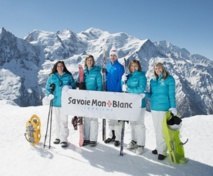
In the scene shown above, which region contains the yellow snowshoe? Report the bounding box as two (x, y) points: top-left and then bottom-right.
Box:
(25, 114), (41, 146)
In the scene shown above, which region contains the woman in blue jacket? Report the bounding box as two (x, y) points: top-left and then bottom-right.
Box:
(77, 55), (102, 147)
(149, 62), (177, 160)
(45, 61), (75, 147)
(122, 60), (147, 155)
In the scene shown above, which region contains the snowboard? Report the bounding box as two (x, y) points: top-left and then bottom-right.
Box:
(162, 111), (187, 164)
(25, 114), (41, 146)
(78, 65), (85, 147)
(102, 49), (107, 141)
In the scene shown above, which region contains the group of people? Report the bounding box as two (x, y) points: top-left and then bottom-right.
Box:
(45, 47), (177, 161)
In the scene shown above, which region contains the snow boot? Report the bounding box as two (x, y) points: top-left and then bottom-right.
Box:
(114, 140), (120, 147)
(136, 146), (144, 155)
(53, 138), (60, 144)
(127, 140), (137, 150)
(90, 141), (97, 147)
(104, 137), (115, 143)
(83, 140), (90, 146)
(61, 142), (68, 148)
(158, 154), (166, 160)
(152, 149), (158, 155)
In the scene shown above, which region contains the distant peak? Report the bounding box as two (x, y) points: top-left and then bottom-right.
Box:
(28, 29), (54, 35)
(85, 27), (105, 33)
(0, 27), (16, 38)
(0, 27), (8, 34)
(155, 40), (172, 47)
(57, 28), (77, 36)
(0, 27), (6, 33)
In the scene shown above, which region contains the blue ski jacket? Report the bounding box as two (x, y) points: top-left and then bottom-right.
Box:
(149, 74), (176, 111)
(122, 71), (147, 108)
(106, 60), (124, 92)
(83, 66), (102, 91)
(45, 72), (76, 107)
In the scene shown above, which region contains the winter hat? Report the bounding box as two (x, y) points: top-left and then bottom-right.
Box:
(109, 48), (118, 57)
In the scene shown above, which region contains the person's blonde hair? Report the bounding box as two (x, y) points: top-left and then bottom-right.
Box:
(154, 62), (168, 79)
(84, 55), (95, 67)
(129, 60), (141, 73)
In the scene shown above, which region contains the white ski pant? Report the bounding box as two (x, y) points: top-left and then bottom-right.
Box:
(84, 117), (98, 141)
(151, 110), (167, 155)
(107, 120), (122, 141)
(60, 111), (69, 142)
(53, 107), (61, 139)
(130, 108), (146, 146)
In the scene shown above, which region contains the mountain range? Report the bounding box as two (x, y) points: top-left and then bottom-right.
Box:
(0, 27), (212, 117)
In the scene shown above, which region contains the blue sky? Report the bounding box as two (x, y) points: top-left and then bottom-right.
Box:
(0, 0), (212, 60)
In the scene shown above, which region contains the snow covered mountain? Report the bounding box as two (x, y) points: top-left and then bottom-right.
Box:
(0, 27), (213, 117)
(0, 28), (43, 106)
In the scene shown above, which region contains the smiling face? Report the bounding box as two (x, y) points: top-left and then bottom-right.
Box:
(110, 54), (117, 63)
(86, 57), (93, 68)
(154, 65), (163, 76)
(130, 62), (139, 73)
(129, 60), (141, 73)
(57, 62), (64, 75)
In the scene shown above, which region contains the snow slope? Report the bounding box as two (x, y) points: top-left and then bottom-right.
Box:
(0, 100), (212, 176)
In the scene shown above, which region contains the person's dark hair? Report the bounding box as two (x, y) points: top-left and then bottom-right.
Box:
(50, 61), (72, 75)
(129, 60), (142, 73)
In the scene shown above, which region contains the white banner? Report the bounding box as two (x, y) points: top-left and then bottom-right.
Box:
(61, 89), (144, 121)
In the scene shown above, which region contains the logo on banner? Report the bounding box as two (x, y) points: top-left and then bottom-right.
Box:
(68, 97), (133, 109)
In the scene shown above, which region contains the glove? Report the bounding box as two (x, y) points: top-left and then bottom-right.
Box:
(121, 74), (127, 82)
(169, 108), (177, 116)
(79, 82), (86, 90)
(78, 64), (83, 68)
(62, 85), (72, 92)
(102, 68), (106, 73)
(169, 123), (182, 131)
(140, 93), (145, 99)
(42, 96), (50, 105)
(48, 94), (54, 101)
(122, 84), (127, 92)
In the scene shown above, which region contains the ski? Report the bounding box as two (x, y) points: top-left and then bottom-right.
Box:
(120, 58), (128, 156)
(78, 65), (85, 147)
(102, 49), (107, 141)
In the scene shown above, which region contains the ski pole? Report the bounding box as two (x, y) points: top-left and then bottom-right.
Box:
(43, 100), (52, 148)
(43, 83), (55, 149)
(102, 49), (107, 141)
(49, 100), (53, 149)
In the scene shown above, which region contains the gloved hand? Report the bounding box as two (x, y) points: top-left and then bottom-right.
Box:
(140, 93), (145, 99)
(122, 84), (128, 92)
(121, 74), (127, 82)
(62, 85), (72, 92)
(42, 96), (50, 105)
(169, 123), (182, 131)
(169, 108), (177, 115)
(102, 68), (106, 73)
(48, 94), (54, 101)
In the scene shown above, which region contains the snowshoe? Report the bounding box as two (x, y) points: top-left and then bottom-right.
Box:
(24, 114), (41, 146)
